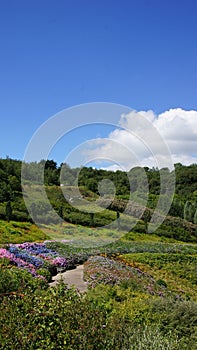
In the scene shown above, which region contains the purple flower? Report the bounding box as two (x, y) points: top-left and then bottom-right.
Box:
(52, 257), (67, 267)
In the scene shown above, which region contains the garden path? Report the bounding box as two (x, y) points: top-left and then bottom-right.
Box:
(49, 264), (88, 292)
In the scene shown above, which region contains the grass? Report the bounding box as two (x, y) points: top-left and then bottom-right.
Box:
(41, 222), (123, 247)
(41, 220), (189, 247)
(0, 220), (50, 244)
(1, 215), (194, 248)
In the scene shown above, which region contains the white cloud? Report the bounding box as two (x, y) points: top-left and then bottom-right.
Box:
(81, 108), (197, 170)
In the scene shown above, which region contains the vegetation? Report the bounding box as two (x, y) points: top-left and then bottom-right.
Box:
(0, 157), (197, 243)
(0, 157), (197, 211)
(0, 157), (197, 348)
(1, 239), (197, 349)
(0, 220), (49, 244)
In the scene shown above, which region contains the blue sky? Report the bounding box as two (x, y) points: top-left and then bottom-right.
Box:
(0, 0), (197, 167)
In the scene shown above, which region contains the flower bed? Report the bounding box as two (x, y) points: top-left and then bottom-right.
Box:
(84, 255), (135, 287)
(0, 241), (68, 279)
(84, 255), (170, 296)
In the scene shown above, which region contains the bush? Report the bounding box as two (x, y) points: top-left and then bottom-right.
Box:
(148, 298), (197, 342)
(36, 268), (52, 282)
(0, 267), (47, 295)
(0, 283), (186, 350)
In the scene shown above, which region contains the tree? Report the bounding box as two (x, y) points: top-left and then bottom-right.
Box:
(58, 206), (64, 219)
(0, 182), (10, 203)
(86, 179), (98, 193)
(6, 201), (12, 222)
(194, 210), (197, 225)
(98, 179), (115, 197)
(8, 175), (21, 192)
(44, 159), (57, 170)
(116, 211), (120, 230)
(142, 209), (152, 233)
(60, 163), (75, 185)
(169, 196), (184, 218)
(184, 201), (196, 223)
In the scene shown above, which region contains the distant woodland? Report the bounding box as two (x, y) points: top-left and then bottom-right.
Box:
(0, 157), (196, 241)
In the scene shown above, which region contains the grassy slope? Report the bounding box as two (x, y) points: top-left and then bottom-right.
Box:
(0, 220), (50, 244)
(0, 217), (194, 246)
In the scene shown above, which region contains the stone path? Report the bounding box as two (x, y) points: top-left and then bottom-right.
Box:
(49, 265), (88, 292)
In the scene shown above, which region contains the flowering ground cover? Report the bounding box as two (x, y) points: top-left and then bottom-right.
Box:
(1, 238), (197, 349)
(0, 241), (68, 279)
(2, 238), (196, 284)
(84, 255), (175, 297)
(84, 255), (146, 286)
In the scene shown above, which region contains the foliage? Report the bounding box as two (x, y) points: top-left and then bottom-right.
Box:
(5, 200), (12, 221)
(0, 158), (197, 243)
(0, 220), (49, 244)
(0, 237), (197, 348)
(0, 281), (192, 350)
(0, 241), (69, 279)
(117, 252), (197, 300)
(0, 265), (47, 295)
(0, 157), (197, 348)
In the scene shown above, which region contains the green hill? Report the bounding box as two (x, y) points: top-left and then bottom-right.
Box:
(0, 157), (196, 243)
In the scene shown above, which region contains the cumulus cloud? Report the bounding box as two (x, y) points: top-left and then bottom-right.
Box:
(81, 108), (197, 170)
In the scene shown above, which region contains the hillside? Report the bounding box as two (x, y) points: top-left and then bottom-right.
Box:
(0, 157), (197, 243)
(0, 220), (49, 244)
(0, 158), (197, 349)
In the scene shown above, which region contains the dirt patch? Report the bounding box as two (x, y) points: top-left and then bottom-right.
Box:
(49, 265), (88, 292)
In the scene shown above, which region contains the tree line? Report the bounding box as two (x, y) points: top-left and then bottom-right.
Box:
(0, 157), (196, 224)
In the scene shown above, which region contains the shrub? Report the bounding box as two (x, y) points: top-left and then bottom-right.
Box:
(0, 283), (186, 350)
(0, 267), (47, 295)
(36, 268), (52, 282)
